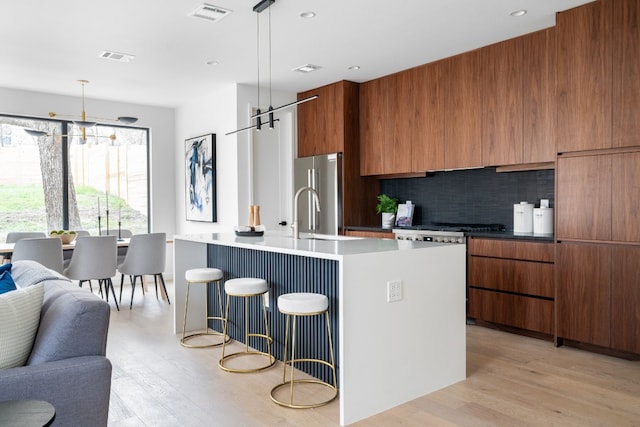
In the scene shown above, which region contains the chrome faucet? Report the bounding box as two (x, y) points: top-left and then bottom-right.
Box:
(292, 186), (321, 239)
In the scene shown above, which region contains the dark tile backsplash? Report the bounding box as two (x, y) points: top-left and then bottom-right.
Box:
(380, 167), (555, 231)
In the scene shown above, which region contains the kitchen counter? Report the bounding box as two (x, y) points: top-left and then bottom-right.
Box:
(173, 231), (466, 425)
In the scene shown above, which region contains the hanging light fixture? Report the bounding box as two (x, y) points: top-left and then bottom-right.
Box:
(226, 0), (318, 136)
(25, 80), (138, 141)
(24, 126), (118, 144)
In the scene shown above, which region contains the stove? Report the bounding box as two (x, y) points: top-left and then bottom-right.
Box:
(392, 223), (505, 244)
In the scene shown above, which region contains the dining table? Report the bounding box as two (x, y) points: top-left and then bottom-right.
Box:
(0, 238), (131, 255)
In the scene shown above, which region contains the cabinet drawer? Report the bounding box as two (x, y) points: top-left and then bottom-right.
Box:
(468, 288), (554, 334)
(468, 238), (555, 262)
(469, 257), (554, 298)
(344, 230), (395, 239)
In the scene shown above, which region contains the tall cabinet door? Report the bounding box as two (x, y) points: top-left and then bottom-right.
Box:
(444, 51), (482, 169)
(613, 0), (640, 148)
(481, 37), (523, 166)
(611, 246), (640, 354)
(557, 0), (613, 152)
(556, 155), (612, 241)
(412, 62), (445, 172)
(612, 152), (640, 242)
(359, 78), (388, 176)
(557, 243), (611, 347)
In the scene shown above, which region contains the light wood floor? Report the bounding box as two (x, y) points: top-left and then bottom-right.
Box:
(107, 280), (640, 426)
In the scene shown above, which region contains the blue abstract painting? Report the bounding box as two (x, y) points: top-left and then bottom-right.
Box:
(185, 134), (216, 222)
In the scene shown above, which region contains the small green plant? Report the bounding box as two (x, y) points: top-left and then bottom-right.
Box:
(376, 194), (398, 214)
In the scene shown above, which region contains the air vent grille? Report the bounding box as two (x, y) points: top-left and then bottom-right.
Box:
(292, 64), (322, 73)
(189, 3), (232, 22)
(99, 51), (136, 63)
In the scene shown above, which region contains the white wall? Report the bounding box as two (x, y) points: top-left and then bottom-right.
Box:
(174, 84), (295, 234)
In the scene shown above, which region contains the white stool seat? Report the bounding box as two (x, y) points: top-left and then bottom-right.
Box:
(278, 293), (328, 315)
(186, 267), (223, 283)
(225, 277), (268, 296)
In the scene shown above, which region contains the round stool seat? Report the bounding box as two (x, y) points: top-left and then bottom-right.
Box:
(186, 267), (223, 283)
(225, 277), (268, 296)
(278, 293), (328, 315)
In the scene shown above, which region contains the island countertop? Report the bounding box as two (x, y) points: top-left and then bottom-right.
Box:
(174, 231), (448, 260)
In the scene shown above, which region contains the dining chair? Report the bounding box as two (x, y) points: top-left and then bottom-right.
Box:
(4, 231), (47, 262)
(62, 230), (90, 268)
(12, 237), (64, 274)
(63, 235), (119, 311)
(117, 232), (169, 309)
(104, 229), (132, 265)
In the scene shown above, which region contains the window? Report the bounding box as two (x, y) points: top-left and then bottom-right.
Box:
(0, 115), (149, 242)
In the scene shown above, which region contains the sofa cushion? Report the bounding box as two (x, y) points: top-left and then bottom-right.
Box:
(0, 270), (16, 294)
(0, 283), (44, 369)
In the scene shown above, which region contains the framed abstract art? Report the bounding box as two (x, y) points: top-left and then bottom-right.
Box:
(185, 133), (216, 222)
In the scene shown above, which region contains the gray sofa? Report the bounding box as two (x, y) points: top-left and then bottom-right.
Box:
(0, 260), (112, 426)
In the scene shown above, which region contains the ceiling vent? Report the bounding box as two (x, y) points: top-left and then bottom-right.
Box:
(189, 4), (232, 22)
(99, 50), (136, 63)
(292, 64), (322, 73)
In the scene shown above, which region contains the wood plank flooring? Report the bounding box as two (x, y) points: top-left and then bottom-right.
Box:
(107, 280), (640, 426)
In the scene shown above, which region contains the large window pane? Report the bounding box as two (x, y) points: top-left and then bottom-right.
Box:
(68, 124), (148, 236)
(0, 117), (63, 242)
(0, 115), (149, 243)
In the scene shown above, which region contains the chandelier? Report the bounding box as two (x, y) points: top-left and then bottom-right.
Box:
(24, 80), (138, 141)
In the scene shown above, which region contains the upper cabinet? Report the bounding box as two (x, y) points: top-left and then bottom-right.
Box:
(482, 29), (556, 166)
(443, 51), (483, 170)
(557, 0), (640, 153)
(297, 81), (358, 157)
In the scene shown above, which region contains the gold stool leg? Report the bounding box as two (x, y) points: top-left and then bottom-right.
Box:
(181, 279), (230, 348)
(219, 292), (275, 373)
(270, 310), (338, 409)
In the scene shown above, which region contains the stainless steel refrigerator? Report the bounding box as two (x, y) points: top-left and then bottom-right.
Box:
(293, 153), (342, 235)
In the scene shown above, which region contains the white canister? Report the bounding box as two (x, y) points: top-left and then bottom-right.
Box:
(514, 201), (534, 234)
(533, 207), (554, 235)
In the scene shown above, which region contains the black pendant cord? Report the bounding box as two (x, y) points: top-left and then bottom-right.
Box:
(268, 5), (274, 129)
(256, 12), (262, 131)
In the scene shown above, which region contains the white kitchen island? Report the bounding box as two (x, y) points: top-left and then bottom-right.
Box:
(173, 232), (466, 426)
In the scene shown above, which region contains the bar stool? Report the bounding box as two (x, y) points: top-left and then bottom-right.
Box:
(270, 292), (338, 409)
(181, 267), (230, 348)
(219, 277), (275, 373)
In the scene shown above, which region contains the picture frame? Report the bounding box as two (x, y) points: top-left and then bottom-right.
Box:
(185, 133), (216, 222)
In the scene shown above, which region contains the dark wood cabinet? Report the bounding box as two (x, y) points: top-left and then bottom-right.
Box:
(297, 80), (356, 157)
(557, 0), (613, 152)
(611, 246), (640, 354)
(557, 243), (611, 347)
(613, 0), (640, 149)
(556, 154), (612, 241)
(386, 71), (415, 174)
(557, 242), (640, 354)
(467, 238), (555, 335)
(522, 28), (557, 163)
(344, 229), (394, 239)
(444, 51), (482, 169)
(359, 77), (388, 176)
(482, 37), (523, 166)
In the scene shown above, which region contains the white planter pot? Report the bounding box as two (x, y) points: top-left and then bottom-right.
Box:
(381, 213), (395, 229)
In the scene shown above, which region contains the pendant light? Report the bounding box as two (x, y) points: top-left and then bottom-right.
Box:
(225, 0), (318, 136)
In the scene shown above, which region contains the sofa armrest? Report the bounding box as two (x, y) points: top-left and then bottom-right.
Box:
(0, 356), (112, 426)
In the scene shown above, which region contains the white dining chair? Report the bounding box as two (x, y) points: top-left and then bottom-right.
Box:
(63, 236), (119, 310)
(63, 230), (90, 268)
(12, 237), (64, 274)
(4, 231), (47, 262)
(117, 232), (169, 309)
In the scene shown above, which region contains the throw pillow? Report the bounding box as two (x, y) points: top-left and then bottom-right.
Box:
(0, 283), (44, 369)
(0, 263), (11, 274)
(0, 270), (17, 294)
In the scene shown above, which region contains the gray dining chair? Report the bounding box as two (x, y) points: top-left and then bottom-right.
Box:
(63, 235), (119, 311)
(12, 237), (64, 274)
(117, 232), (169, 309)
(104, 229), (132, 264)
(62, 230), (90, 268)
(4, 231), (47, 262)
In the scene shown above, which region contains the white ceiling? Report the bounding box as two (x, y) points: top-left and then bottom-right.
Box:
(1, 0), (593, 109)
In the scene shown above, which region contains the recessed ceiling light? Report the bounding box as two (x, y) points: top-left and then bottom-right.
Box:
(292, 64), (322, 73)
(348, 65), (361, 71)
(300, 11), (316, 18)
(510, 9), (527, 17)
(206, 60), (219, 66)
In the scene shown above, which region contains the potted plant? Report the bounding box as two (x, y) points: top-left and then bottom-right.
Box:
(376, 194), (398, 229)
